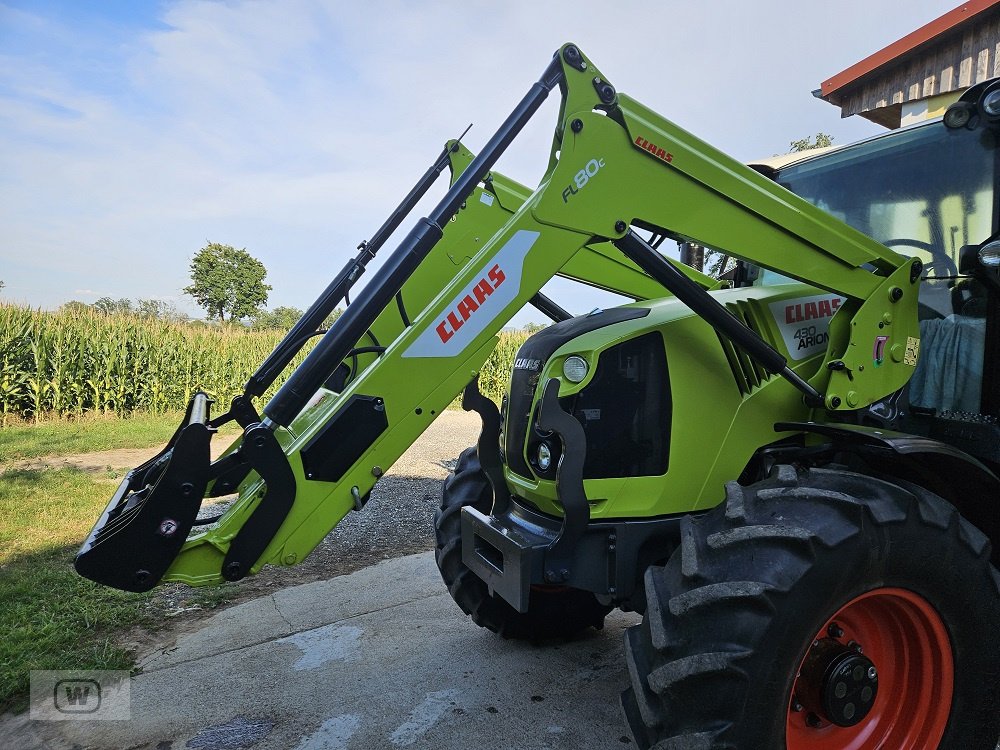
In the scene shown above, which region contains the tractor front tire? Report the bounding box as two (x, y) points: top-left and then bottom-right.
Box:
(434, 447), (610, 640)
(621, 464), (1000, 750)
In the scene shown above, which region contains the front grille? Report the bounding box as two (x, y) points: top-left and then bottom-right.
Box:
(558, 332), (671, 478)
(505, 307), (650, 480)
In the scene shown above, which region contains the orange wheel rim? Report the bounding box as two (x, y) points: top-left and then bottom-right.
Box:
(785, 587), (953, 750)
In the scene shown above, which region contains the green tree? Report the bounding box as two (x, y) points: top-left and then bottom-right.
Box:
(183, 242), (272, 321)
(253, 306), (304, 330)
(0, 280), (5, 292)
(789, 132), (834, 152)
(322, 307), (343, 329)
(136, 298), (188, 322)
(704, 251), (735, 279)
(252, 306), (343, 331)
(93, 297), (134, 315)
(59, 300), (92, 314)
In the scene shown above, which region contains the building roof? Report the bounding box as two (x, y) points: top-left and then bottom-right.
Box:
(819, 0), (1000, 127)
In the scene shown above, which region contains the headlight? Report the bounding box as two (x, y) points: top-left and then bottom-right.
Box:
(536, 442), (552, 471)
(980, 240), (1000, 268)
(983, 89), (1000, 118)
(563, 355), (589, 383)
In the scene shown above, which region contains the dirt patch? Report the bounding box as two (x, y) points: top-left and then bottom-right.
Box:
(11, 440), (237, 476)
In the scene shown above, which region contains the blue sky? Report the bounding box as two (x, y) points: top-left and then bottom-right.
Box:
(0, 0), (961, 325)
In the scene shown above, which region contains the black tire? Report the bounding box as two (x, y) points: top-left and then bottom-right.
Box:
(621, 464), (1000, 750)
(434, 447), (611, 640)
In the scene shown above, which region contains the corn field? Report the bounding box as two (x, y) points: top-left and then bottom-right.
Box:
(478, 330), (528, 404)
(0, 304), (529, 423)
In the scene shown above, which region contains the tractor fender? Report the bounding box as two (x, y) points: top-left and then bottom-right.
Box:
(777, 420), (1000, 565)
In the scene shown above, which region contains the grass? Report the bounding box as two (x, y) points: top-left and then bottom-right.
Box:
(0, 549), (150, 714)
(0, 411), (187, 463)
(0, 468), (123, 562)
(0, 468), (154, 713)
(0, 412), (242, 713)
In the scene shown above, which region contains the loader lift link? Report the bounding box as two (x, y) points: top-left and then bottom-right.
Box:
(76, 43), (1000, 749)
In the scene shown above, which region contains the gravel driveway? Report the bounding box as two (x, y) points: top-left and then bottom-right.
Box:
(299, 408), (481, 579)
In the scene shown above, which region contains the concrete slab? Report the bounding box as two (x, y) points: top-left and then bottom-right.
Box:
(8, 552), (641, 750)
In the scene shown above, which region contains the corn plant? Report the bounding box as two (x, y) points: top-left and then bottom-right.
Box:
(0, 303), (531, 420)
(478, 330), (530, 404)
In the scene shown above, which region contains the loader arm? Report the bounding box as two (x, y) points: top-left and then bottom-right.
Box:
(445, 140), (717, 302)
(76, 43), (919, 591)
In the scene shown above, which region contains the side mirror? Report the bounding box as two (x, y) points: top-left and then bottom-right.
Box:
(959, 242), (1000, 274)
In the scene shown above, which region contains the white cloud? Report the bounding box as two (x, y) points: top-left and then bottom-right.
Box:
(0, 0), (960, 321)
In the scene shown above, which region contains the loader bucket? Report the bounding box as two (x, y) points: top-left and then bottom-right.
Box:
(74, 393), (214, 592)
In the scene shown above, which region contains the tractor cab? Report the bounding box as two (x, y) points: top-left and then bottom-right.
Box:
(753, 82), (1000, 471)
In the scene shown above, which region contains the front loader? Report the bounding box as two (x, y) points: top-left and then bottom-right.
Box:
(76, 44), (1000, 749)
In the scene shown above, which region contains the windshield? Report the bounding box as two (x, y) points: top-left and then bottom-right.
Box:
(772, 120), (998, 416)
(767, 121), (996, 302)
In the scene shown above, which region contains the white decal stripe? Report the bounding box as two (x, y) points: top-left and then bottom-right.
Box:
(402, 230), (540, 358)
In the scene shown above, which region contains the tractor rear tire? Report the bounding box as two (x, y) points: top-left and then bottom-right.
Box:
(621, 464), (1000, 750)
(434, 447), (611, 640)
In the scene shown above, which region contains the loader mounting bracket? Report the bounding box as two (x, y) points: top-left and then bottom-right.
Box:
(461, 378), (593, 611)
(461, 376), (508, 515)
(536, 378), (591, 572)
(220, 423), (296, 581)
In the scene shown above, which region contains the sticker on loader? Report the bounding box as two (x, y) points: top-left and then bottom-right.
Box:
(768, 293), (846, 361)
(403, 230), (540, 358)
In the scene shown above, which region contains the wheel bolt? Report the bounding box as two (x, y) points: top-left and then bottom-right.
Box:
(868, 666), (877, 680)
(806, 713), (822, 728)
(827, 622), (844, 639)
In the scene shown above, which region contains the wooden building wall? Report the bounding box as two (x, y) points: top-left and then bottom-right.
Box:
(829, 10), (1000, 127)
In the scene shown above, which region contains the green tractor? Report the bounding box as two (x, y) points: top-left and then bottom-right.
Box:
(76, 45), (1000, 748)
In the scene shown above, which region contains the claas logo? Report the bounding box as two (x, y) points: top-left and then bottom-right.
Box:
(784, 297), (841, 324)
(634, 136), (673, 164)
(435, 264), (506, 343)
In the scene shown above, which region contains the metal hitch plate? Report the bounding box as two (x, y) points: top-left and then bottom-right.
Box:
(461, 505), (547, 613)
(74, 394), (213, 592)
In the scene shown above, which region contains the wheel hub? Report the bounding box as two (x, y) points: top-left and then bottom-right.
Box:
(798, 637), (879, 727)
